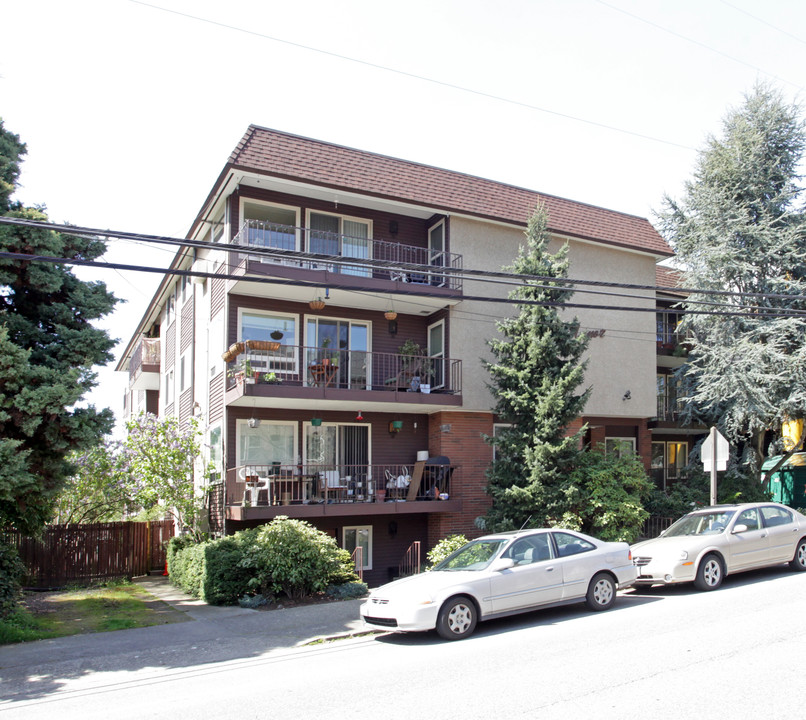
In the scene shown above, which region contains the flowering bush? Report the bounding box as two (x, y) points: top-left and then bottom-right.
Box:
(123, 413), (206, 537)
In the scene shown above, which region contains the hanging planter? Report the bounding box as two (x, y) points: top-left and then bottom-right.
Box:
(270, 330), (284, 341)
(246, 339), (281, 352)
(311, 418), (323, 426)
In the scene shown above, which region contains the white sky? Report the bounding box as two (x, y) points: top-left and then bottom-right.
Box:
(2, 0), (805, 432)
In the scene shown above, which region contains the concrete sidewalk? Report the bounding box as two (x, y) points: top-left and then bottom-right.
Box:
(134, 575), (368, 636)
(0, 577), (370, 691)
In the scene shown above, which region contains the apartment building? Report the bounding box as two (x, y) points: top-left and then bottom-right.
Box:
(118, 126), (673, 586)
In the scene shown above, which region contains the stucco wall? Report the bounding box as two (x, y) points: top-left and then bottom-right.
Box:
(449, 215), (657, 418)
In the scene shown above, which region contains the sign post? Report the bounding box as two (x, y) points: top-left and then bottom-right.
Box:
(701, 427), (729, 506)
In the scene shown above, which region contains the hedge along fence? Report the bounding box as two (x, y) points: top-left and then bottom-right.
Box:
(167, 517), (362, 606)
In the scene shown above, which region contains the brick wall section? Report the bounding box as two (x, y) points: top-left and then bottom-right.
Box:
(425, 411), (494, 547)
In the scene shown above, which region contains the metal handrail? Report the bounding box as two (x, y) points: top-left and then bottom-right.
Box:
(233, 219), (463, 291)
(226, 344), (461, 395)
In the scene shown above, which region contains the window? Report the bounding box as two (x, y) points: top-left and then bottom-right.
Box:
(657, 373), (683, 420)
(237, 420), (297, 469)
(605, 438), (636, 458)
(306, 317), (369, 389)
(428, 220), (447, 286)
(492, 423), (511, 462)
(736, 508), (760, 531)
(760, 505), (793, 527)
(657, 311), (683, 345)
(308, 211), (371, 276)
(166, 292), (176, 326)
(208, 424), (223, 483)
(428, 320), (445, 389)
(240, 310), (297, 375)
(343, 526), (372, 570)
(165, 368), (175, 405)
(241, 200), (298, 252)
(552, 532), (595, 557)
(652, 441), (688, 489)
(209, 314), (224, 378)
(305, 423), (369, 475)
(179, 352), (190, 392)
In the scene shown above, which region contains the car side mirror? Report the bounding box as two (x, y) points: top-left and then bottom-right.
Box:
(490, 558), (515, 572)
(732, 523), (748, 534)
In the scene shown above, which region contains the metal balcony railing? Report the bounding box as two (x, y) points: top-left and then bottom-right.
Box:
(233, 220), (463, 291)
(226, 343), (461, 395)
(129, 336), (160, 379)
(227, 463), (455, 507)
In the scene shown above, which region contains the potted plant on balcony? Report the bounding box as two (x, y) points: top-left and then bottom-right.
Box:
(262, 371), (281, 384)
(399, 338), (431, 390)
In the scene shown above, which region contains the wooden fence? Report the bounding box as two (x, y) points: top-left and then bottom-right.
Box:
(3, 520), (174, 589)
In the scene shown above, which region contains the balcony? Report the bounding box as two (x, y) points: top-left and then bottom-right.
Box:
(129, 337), (160, 391)
(224, 462), (461, 521)
(232, 220), (463, 292)
(223, 341), (461, 409)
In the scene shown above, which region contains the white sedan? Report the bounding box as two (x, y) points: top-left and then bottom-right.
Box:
(360, 528), (637, 640)
(631, 502), (806, 591)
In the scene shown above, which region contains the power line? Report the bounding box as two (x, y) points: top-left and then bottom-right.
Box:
(128, 0), (695, 151)
(596, 0), (805, 92)
(4, 216), (806, 317)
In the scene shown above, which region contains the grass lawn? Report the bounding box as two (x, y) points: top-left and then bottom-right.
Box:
(0, 581), (189, 645)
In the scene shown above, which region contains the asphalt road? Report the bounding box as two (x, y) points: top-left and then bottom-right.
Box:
(2, 565), (805, 719)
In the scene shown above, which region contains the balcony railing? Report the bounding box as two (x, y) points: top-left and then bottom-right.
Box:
(129, 336), (160, 380)
(233, 220), (463, 291)
(227, 463), (455, 507)
(226, 342), (461, 395)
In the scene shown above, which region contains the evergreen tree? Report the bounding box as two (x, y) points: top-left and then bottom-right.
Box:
(658, 84), (806, 480)
(483, 204), (590, 531)
(0, 119), (118, 532)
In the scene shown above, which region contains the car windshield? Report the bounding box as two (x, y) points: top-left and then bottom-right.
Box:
(433, 539), (508, 571)
(664, 510), (736, 537)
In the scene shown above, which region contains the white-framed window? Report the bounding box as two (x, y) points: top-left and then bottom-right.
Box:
(209, 313), (224, 378)
(307, 210), (371, 276)
(237, 420), (298, 469)
(239, 309), (297, 375)
(492, 423), (511, 462)
(428, 219), (447, 286)
(305, 316), (370, 389)
(428, 319), (445, 389)
(179, 274), (190, 305)
(304, 423), (370, 471)
(208, 423), (223, 483)
(165, 368), (175, 406)
(179, 352), (191, 392)
(240, 199), (299, 253)
(605, 437), (636, 458)
(166, 292), (176, 326)
(343, 525), (372, 570)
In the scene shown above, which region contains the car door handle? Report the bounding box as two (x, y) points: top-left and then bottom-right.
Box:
(546, 566), (555, 572)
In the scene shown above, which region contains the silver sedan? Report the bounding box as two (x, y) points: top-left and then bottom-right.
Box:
(632, 502), (806, 591)
(360, 528), (637, 640)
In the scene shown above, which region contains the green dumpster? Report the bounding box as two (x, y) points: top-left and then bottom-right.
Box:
(762, 453), (806, 508)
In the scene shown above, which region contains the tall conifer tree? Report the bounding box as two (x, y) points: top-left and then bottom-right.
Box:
(0, 119), (118, 532)
(658, 84), (806, 478)
(483, 205), (589, 531)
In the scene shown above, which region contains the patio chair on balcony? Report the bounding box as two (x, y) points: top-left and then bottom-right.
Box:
(320, 470), (348, 503)
(238, 466), (272, 506)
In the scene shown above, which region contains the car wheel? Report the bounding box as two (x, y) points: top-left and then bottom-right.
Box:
(694, 554), (723, 591)
(790, 538), (806, 571)
(585, 572), (616, 611)
(436, 596), (477, 640)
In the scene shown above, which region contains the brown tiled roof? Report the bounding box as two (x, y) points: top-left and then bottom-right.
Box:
(225, 125), (673, 257)
(656, 265), (685, 292)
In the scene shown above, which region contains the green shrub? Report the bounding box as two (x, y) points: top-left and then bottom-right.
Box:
(239, 516), (347, 600)
(201, 531), (257, 605)
(326, 581), (368, 599)
(0, 541), (25, 619)
(427, 534), (469, 569)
